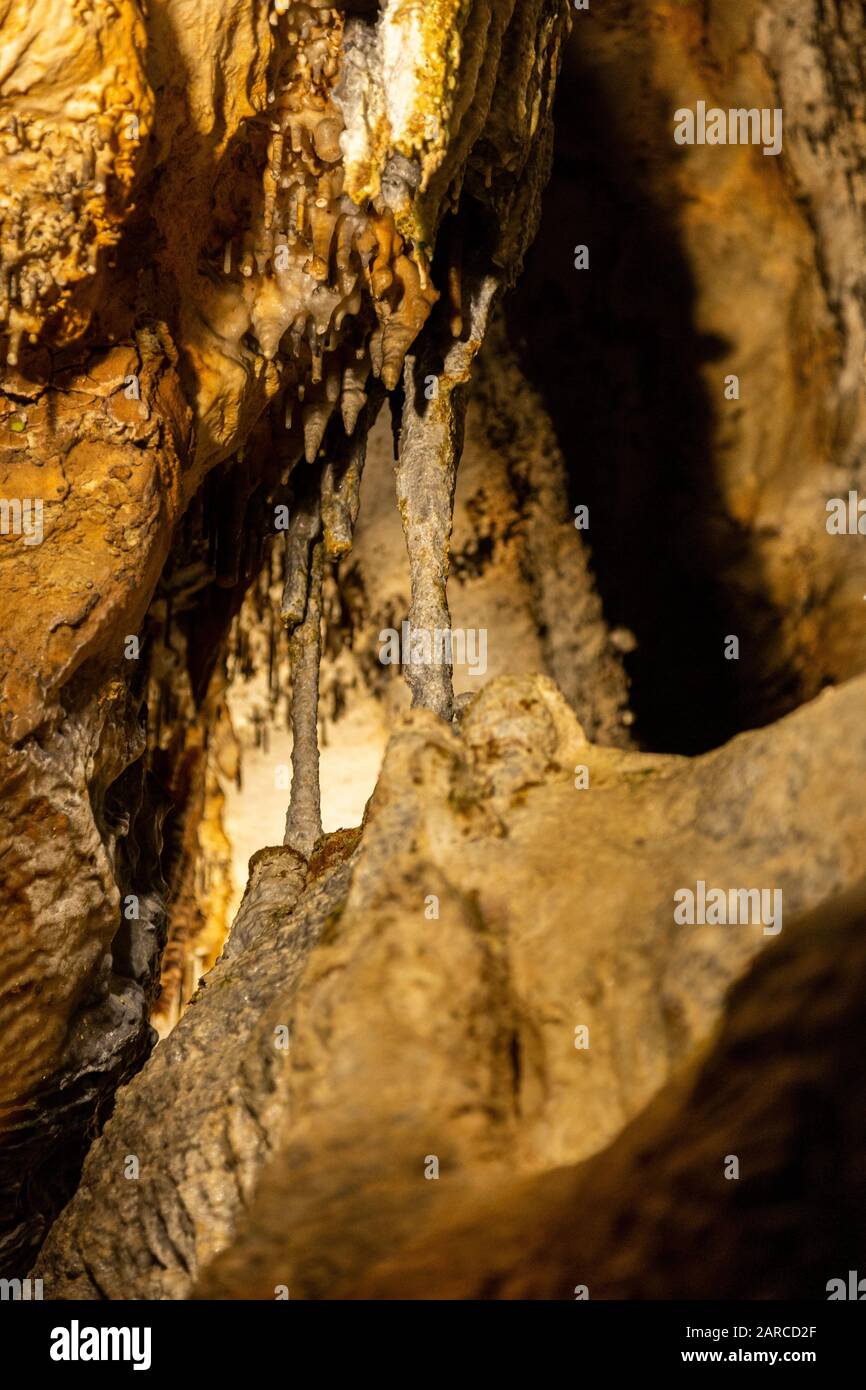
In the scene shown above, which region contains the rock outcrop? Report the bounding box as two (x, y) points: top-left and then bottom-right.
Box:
(34, 673), (866, 1298)
(321, 877), (866, 1301)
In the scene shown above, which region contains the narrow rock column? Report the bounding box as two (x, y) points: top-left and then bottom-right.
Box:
(283, 538), (324, 858)
(321, 386), (385, 558)
(280, 475), (321, 629)
(395, 275), (499, 721)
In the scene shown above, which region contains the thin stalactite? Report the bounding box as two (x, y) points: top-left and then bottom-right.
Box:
(321, 382), (386, 558)
(394, 274), (499, 720)
(280, 468), (322, 628)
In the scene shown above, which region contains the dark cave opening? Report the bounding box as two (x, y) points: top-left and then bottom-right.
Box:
(507, 52), (797, 756)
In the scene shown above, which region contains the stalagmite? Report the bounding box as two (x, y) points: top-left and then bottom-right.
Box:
(283, 539), (324, 859)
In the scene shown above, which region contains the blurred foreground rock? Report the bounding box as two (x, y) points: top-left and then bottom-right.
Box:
(333, 876), (866, 1300)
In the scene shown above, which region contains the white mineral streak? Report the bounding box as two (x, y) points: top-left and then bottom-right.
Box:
(333, 18), (384, 204)
(380, 0), (462, 179)
(337, 1), (465, 205)
(380, 3), (431, 152)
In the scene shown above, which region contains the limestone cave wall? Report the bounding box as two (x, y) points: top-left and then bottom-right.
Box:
(0, 0), (864, 1308)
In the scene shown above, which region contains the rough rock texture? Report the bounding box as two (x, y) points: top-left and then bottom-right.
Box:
(0, 339), (193, 743)
(34, 672), (866, 1298)
(523, 0), (866, 749)
(32, 835), (351, 1298)
(5, 0), (866, 1302)
(0, 675), (161, 1275)
(0, 0), (153, 362)
(335, 877), (866, 1301)
(0, 0), (572, 1275)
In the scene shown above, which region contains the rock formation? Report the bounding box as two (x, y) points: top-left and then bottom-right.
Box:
(322, 876), (866, 1301)
(33, 674), (866, 1298)
(0, 0), (864, 1303)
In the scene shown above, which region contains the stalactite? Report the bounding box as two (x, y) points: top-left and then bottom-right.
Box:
(223, 1), (438, 461)
(267, 603), (277, 699)
(394, 275), (500, 720)
(320, 382), (385, 558)
(280, 468), (323, 628)
(393, 377), (462, 720)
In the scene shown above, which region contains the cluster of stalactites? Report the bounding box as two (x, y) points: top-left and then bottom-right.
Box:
(224, 1), (438, 464)
(0, 106), (137, 365)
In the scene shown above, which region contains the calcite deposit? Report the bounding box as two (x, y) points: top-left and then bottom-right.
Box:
(0, 0), (152, 362)
(0, 0), (865, 1305)
(229, 1), (439, 454)
(0, 0), (571, 1277)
